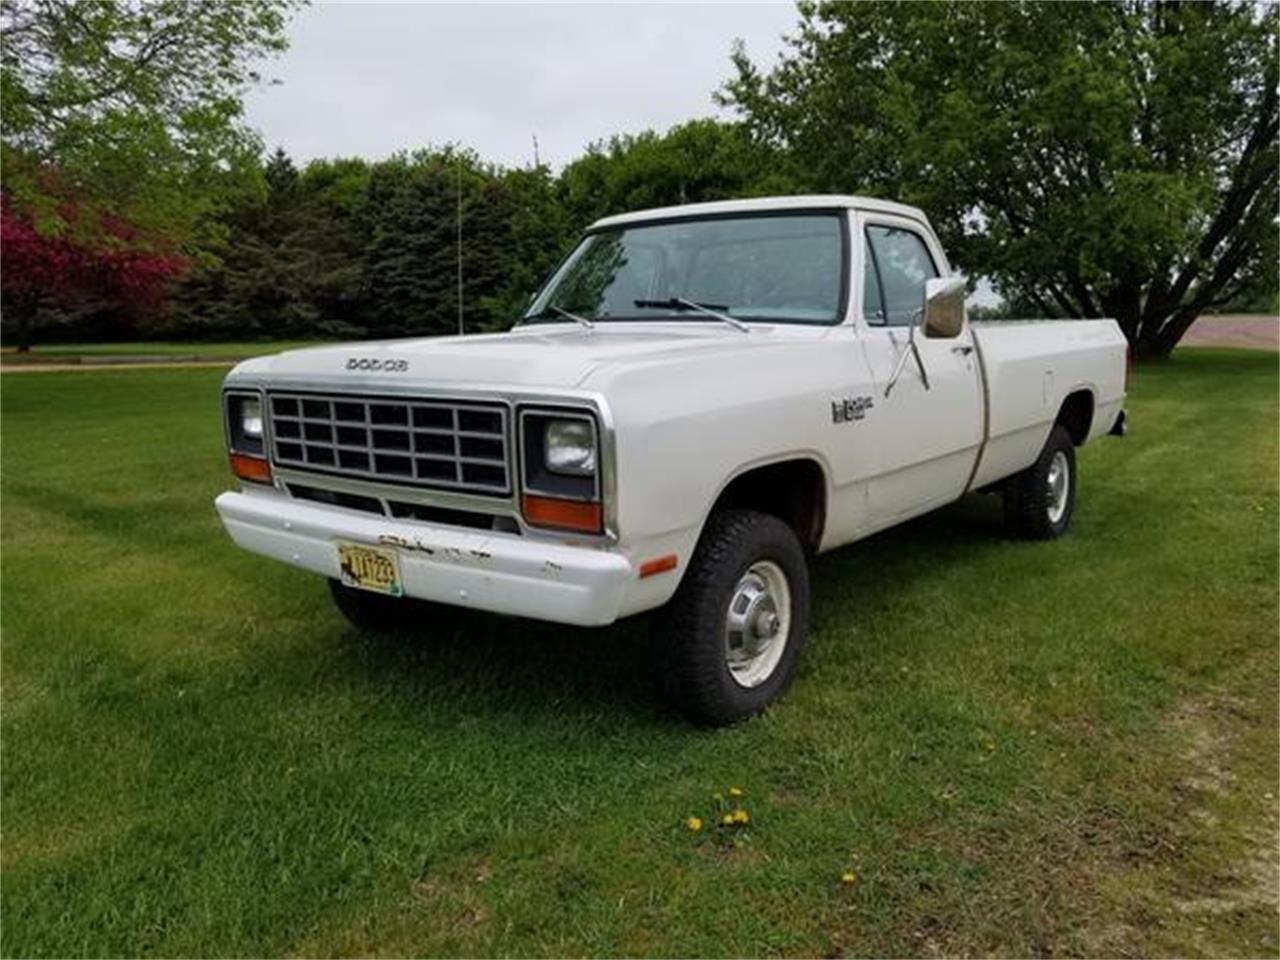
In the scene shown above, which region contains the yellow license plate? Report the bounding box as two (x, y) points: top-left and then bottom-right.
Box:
(337, 542), (403, 596)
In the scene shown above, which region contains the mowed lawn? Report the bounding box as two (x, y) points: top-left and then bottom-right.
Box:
(1, 349), (1276, 958)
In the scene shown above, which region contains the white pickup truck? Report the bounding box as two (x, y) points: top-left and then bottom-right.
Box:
(216, 195), (1128, 724)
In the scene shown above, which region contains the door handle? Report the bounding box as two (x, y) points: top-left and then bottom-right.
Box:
(952, 345), (975, 356)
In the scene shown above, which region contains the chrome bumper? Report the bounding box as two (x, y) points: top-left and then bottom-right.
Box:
(215, 490), (633, 626)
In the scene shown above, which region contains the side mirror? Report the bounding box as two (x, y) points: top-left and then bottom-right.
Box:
(922, 276), (967, 339)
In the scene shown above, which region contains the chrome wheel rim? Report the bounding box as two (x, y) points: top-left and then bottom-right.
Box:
(724, 560), (792, 688)
(1046, 450), (1070, 525)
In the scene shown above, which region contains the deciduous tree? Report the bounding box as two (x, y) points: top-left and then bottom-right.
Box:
(1, 0), (301, 345)
(1, 198), (185, 349)
(721, 1), (1278, 358)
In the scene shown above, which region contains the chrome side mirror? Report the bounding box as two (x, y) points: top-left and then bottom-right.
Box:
(884, 276), (968, 398)
(922, 276), (967, 339)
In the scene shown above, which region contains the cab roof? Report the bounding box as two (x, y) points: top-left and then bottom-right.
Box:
(589, 194), (930, 230)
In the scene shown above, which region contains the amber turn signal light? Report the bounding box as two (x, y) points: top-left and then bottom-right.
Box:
(638, 554), (678, 578)
(229, 452), (272, 484)
(521, 494), (602, 534)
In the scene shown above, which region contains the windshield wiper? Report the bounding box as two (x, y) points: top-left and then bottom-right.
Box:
(633, 297), (749, 333)
(523, 305), (595, 329)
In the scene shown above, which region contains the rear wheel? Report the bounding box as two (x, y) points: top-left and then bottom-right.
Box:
(652, 510), (811, 726)
(1003, 424), (1077, 540)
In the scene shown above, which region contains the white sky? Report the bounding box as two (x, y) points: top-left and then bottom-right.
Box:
(242, 1), (800, 170)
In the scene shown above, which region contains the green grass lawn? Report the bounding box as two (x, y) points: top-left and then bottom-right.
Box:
(1, 350), (1276, 957)
(6, 340), (325, 359)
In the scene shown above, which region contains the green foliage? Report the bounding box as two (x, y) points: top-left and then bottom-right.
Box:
(558, 119), (793, 227)
(1220, 234), (1280, 315)
(157, 123), (783, 342)
(18, 1), (1273, 354)
(165, 148), (568, 339)
(167, 149), (371, 339)
(480, 164), (571, 328)
(720, 0), (1279, 357)
(0, 0), (303, 248)
(360, 150), (509, 337)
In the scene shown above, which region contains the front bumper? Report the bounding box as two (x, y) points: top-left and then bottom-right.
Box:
(215, 490), (633, 626)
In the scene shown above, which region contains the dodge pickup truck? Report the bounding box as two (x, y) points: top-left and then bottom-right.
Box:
(216, 195), (1128, 724)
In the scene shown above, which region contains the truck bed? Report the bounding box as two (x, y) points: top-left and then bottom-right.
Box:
(969, 319), (1127, 489)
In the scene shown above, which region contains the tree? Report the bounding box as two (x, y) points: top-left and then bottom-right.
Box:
(164, 148), (561, 341)
(721, 1), (1278, 358)
(1, 0), (301, 237)
(165, 150), (373, 340)
(558, 119), (793, 230)
(1, 197), (185, 349)
(481, 163), (572, 329)
(1, 0), (302, 346)
(358, 149), (519, 338)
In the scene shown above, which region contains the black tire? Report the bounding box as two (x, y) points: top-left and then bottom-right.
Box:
(329, 579), (422, 634)
(1003, 424), (1077, 540)
(652, 510), (811, 726)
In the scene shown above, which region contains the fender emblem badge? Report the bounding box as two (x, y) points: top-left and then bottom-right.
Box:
(831, 396), (874, 423)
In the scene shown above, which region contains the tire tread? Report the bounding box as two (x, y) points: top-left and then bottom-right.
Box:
(1003, 424), (1076, 540)
(654, 509), (810, 725)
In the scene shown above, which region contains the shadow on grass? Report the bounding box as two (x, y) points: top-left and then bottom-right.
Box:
(270, 490), (1013, 732)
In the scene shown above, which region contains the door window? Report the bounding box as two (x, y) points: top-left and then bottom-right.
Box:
(865, 226), (938, 326)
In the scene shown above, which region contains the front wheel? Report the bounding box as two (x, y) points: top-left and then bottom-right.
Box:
(652, 510), (811, 726)
(1003, 424), (1077, 540)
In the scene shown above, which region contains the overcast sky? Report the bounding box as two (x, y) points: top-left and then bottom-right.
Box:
(242, 2), (799, 170)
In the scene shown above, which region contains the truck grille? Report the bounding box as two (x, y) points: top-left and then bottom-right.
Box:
(267, 392), (510, 494)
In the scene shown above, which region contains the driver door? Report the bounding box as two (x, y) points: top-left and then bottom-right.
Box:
(857, 217), (983, 526)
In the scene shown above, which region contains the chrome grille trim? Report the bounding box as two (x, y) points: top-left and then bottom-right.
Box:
(267, 391), (510, 495)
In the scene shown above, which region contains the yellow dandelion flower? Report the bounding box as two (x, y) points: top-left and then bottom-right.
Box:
(728, 786), (744, 798)
(841, 871), (856, 885)
(685, 817), (703, 832)
(722, 813), (736, 826)
(732, 809), (750, 824)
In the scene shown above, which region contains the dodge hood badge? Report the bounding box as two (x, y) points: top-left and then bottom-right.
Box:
(346, 357), (408, 372)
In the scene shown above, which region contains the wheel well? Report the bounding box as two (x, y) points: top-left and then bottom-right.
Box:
(1056, 390), (1095, 446)
(708, 459), (826, 553)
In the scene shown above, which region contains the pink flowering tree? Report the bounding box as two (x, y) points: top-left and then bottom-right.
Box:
(1, 198), (186, 351)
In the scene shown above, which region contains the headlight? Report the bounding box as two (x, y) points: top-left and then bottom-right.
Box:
(225, 391), (265, 458)
(240, 397), (263, 439)
(519, 410), (601, 533)
(545, 419), (596, 475)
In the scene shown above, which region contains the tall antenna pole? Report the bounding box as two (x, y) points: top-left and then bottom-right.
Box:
(456, 158), (464, 336)
(532, 133), (540, 168)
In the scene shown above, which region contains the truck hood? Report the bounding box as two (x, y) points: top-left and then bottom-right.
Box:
(226, 322), (828, 390)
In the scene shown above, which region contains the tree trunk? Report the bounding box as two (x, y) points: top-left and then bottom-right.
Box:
(1142, 306), (1203, 360)
(1132, 334), (1174, 362)
(12, 296), (38, 353)
(1129, 305), (1195, 360)
(1101, 282), (1143, 346)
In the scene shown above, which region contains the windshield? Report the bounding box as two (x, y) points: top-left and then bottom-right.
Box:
(526, 213), (846, 325)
